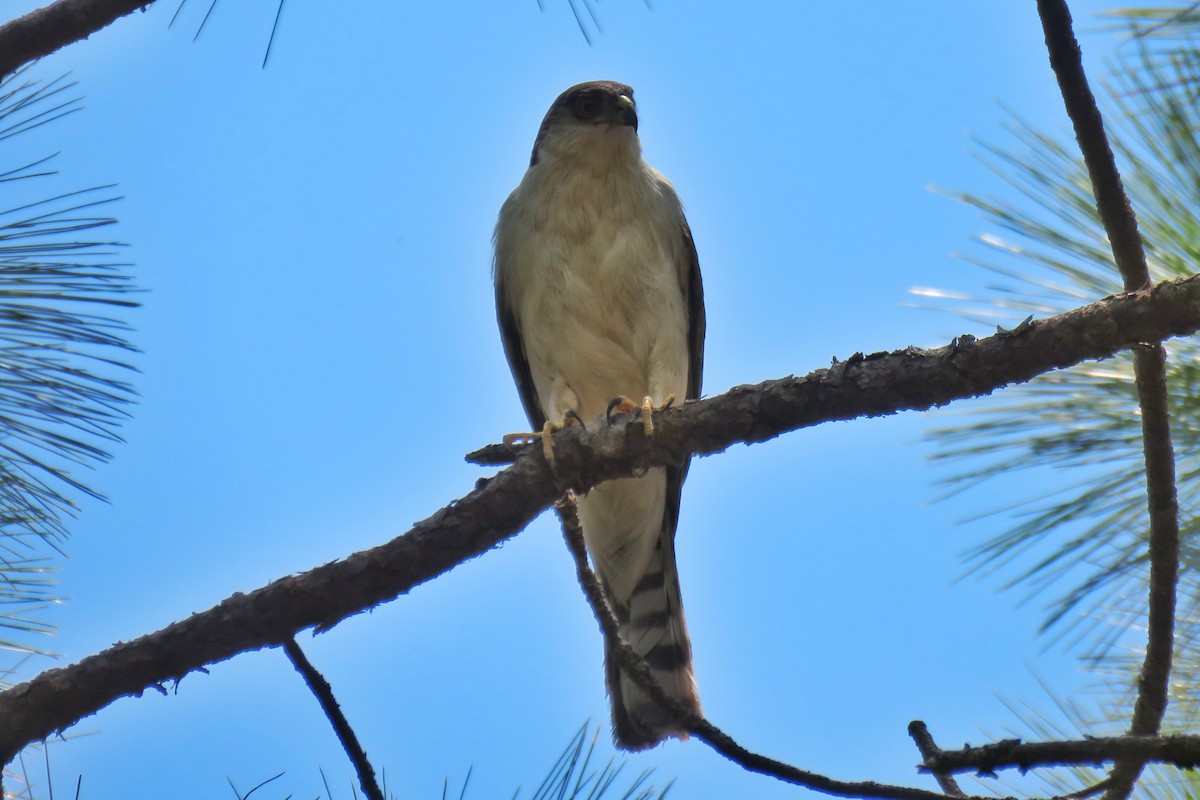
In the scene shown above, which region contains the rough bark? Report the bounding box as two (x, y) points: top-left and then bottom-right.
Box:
(0, 0), (153, 83)
(923, 733), (1200, 775)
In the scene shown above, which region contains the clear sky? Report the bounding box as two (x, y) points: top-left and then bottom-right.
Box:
(0, 2), (1160, 798)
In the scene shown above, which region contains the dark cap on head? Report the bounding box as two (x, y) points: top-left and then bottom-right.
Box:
(530, 80), (638, 166)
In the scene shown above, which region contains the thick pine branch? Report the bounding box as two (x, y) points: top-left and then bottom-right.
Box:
(0, 276), (1197, 765)
(0, 0), (154, 83)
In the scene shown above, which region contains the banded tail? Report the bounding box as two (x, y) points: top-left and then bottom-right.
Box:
(578, 467), (701, 750)
(603, 530), (701, 749)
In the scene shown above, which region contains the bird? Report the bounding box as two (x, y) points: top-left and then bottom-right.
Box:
(493, 80), (706, 749)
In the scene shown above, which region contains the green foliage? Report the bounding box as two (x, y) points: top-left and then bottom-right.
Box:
(918, 24), (1200, 656)
(919, 10), (1200, 796)
(429, 724), (669, 800)
(223, 724), (670, 800)
(1105, 5), (1200, 64)
(966, 675), (1187, 799)
(0, 69), (137, 655)
(513, 723), (671, 800)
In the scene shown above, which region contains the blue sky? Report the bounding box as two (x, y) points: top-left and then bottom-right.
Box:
(0, 2), (1160, 798)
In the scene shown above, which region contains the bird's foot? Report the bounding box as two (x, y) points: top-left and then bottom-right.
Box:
(503, 410), (584, 463)
(606, 394), (674, 437)
(502, 432), (540, 448)
(640, 394), (676, 436)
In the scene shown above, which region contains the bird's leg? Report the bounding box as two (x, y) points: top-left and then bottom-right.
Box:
(502, 432), (539, 447)
(640, 397), (655, 436)
(503, 381), (584, 462)
(503, 409), (584, 463)
(607, 393), (675, 437)
(541, 410), (585, 461)
(640, 393), (676, 437)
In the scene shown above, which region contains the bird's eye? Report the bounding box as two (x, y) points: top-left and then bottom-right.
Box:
(575, 95), (601, 118)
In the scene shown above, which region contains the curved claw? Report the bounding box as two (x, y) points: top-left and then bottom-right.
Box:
(605, 395), (639, 425)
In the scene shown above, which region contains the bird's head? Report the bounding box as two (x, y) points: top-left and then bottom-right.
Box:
(529, 81), (640, 168)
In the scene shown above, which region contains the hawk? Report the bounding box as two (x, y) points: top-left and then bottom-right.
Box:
(493, 80), (706, 749)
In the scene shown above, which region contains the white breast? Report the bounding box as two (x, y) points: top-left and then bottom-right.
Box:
(495, 153), (691, 423)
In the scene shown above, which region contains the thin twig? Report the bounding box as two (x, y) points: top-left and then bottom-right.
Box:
(907, 722), (964, 797)
(1063, 780), (1115, 800)
(557, 498), (989, 800)
(283, 638), (384, 800)
(1035, 4), (1180, 800)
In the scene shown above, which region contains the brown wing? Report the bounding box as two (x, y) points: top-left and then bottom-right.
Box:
(664, 220), (705, 538)
(681, 220), (705, 403)
(495, 274), (546, 430)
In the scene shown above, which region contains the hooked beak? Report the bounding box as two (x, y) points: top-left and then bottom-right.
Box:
(615, 94), (638, 131)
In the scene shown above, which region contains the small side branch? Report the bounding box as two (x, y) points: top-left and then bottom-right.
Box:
(923, 734), (1200, 775)
(907, 722), (964, 797)
(283, 638), (384, 800)
(1036, 4), (1180, 800)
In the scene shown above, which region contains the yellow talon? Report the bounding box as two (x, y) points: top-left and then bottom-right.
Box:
(640, 393), (676, 437)
(503, 412), (583, 464)
(607, 394), (674, 436)
(541, 419), (558, 462)
(501, 425), (558, 460)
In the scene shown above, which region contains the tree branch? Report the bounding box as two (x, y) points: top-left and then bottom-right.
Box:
(0, 0), (155, 84)
(283, 638), (383, 800)
(923, 734), (1200, 776)
(1036, 4), (1179, 800)
(1128, 343), (1178, 731)
(1036, 0), (1148, 288)
(1, 275), (1199, 767)
(907, 722), (964, 797)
